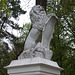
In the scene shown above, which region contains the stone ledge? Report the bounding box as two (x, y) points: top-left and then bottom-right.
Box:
(5, 57), (63, 75)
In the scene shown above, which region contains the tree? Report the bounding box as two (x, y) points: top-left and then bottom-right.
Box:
(0, 23), (31, 75)
(0, 0), (26, 60)
(12, 23), (31, 59)
(36, 0), (75, 75)
(0, 40), (15, 75)
(0, 0), (75, 75)
(0, 0), (26, 75)
(0, 0), (26, 38)
(46, 0), (75, 75)
(36, 0), (47, 11)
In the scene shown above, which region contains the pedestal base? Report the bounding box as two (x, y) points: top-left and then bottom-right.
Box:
(5, 57), (63, 75)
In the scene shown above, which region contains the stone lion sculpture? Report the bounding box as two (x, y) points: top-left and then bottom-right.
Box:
(18, 5), (58, 60)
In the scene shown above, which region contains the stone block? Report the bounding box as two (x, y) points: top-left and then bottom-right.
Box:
(5, 57), (63, 75)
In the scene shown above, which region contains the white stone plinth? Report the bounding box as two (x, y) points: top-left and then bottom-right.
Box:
(5, 57), (63, 75)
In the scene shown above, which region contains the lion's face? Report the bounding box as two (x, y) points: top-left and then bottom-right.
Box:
(30, 5), (46, 24)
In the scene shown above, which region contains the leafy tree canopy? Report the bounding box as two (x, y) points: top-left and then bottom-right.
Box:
(0, 0), (26, 39)
(0, 0), (26, 75)
(47, 0), (75, 75)
(0, 0), (75, 75)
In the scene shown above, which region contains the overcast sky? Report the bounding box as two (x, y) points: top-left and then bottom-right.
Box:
(3, 0), (36, 49)
(18, 0), (36, 26)
(9, 0), (36, 36)
(10, 0), (35, 27)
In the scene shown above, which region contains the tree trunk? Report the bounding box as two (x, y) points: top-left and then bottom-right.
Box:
(36, 0), (47, 11)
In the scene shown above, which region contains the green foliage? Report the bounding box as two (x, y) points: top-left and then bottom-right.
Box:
(0, 0), (26, 39)
(47, 0), (75, 75)
(0, 0), (26, 75)
(0, 0), (75, 75)
(0, 41), (15, 75)
(0, 23), (31, 75)
(12, 23), (31, 59)
(0, 0), (10, 18)
(19, 23), (31, 41)
(8, 23), (31, 59)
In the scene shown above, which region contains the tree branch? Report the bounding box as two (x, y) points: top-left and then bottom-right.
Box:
(1, 20), (5, 30)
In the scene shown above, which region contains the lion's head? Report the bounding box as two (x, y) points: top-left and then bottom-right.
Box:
(30, 5), (46, 24)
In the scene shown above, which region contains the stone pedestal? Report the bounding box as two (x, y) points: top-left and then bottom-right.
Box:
(5, 57), (63, 75)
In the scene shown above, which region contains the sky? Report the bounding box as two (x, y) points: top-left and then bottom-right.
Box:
(3, 0), (75, 49)
(8, 0), (36, 36)
(10, 0), (35, 27)
(18, 0), (36, 26)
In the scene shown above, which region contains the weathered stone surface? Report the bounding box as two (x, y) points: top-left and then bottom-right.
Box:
(5, 57), (63, 75)
(18, 5), (58, 59)
(18, 42), (53, 59)
(5, 5), (63, 75)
